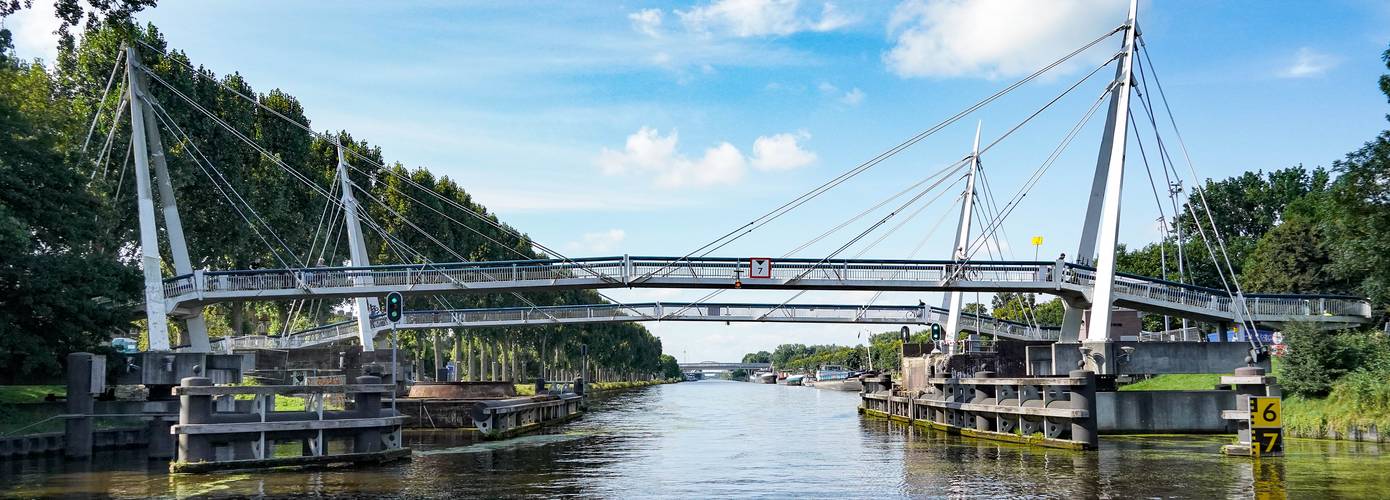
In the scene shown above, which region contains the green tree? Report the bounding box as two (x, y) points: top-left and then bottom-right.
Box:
(1242, 215), (1347, 294)
(0, 38), (140, 381)
(741, 350), (771, 364)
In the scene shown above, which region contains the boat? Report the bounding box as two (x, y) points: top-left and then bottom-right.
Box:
(784, 374), (805, 386)
(756, 371), (777, 384)
(808, 365), (863, 392)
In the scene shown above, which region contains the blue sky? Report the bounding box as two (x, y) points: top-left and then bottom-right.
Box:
(9, 0), (1390, 362)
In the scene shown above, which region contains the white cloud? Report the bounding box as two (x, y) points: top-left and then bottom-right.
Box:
(597, 127), (745, 188)
(597, 127), (815, 187)
(5, 1), (62, 62)
(817, 82), (865, 105)
(569, 229), (627, 253)
(751, 131), (817, 171)
(468, 187), (684, 213)
(840, 87), (865, 105)
(675, 0), (856, 37)
(1280, 47), (1338, 78)
(629, 8), (664, 38)
(884, 0), (1124, 79)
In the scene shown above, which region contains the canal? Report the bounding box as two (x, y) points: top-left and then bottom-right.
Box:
(2, 379), (1386, 498)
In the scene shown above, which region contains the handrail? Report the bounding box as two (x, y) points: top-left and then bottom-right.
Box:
(161, 257), (1373, 328)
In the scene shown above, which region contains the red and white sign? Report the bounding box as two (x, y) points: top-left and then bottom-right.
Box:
(748, 257), (772, 279)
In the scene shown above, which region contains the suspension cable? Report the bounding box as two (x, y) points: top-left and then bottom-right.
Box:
(81, 48), (127, 154)
(636, 26), (1125, 281)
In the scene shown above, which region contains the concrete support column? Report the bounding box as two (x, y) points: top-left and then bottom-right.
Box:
(432, 331), (444, 381)
(1231, 366), (1265, 448)
(1069, 370), (1099, 449)
(177, 377), (214, 463)
(1060, 304), (1085, 342)
(450, 329), (462, 382)
(353, 375), (383, 453)
(64, 353), (95, 459)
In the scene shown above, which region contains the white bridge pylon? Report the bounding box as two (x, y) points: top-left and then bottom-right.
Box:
(215, 301), (1064, 351)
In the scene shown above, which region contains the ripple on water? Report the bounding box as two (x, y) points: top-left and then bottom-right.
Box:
(1, 380), (1388, 498)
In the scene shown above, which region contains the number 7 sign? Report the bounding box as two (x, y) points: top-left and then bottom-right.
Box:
(749, 258), (772, 279)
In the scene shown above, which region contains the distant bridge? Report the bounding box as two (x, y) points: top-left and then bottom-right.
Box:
(679, 362), (770, 371)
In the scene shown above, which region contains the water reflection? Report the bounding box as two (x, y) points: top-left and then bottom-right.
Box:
(0, 380), (1386, 498)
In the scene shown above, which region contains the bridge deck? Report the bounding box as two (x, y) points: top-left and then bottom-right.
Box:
(167, 256), (1371, 332)
(214, 301), (1061, 351)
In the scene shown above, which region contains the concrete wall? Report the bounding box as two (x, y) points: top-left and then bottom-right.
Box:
(1028, 342), (1268, 376)
(1097, 391), (1235, 434)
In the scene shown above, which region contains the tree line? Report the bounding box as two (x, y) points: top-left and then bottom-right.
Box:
(0, 10), (669, 382)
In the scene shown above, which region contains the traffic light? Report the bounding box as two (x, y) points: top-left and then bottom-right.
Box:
(386, 291), (403, 322)
(930, 323), (944, 341)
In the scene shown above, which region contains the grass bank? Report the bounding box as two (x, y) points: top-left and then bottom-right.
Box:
(1117, 360), (1390, 440)
(513, 379), (678, 396)
(0, 385), (64, 404)
(1118, 374), (1220, 391)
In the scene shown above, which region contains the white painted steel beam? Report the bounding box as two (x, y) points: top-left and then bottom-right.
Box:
(1086, 0), (1140, 343)
(336, 144), (379, 351)
(127, 46), (171, 351)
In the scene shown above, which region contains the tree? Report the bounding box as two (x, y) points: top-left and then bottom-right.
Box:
(0, 38), (139, 381)
(659, 354), (681, 380)
(1242, 215), (1347, 294)
(741, 351), (771, 364)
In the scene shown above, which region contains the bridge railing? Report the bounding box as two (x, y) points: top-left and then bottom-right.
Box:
(630, 257), (1052, 285)
(161, 257), (1372, 325)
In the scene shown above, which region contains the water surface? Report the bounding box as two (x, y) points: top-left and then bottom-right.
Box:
(2, 379), (1385, 498)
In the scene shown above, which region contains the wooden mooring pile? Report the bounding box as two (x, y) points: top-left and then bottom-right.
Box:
(169, 375), (409, 473)
(861, 370), (1099, 450)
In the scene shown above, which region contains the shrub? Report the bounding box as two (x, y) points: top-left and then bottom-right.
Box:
(1278, 322), (1390, 397)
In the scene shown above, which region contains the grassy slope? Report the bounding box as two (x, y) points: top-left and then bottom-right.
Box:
(1118, 374), (1221, 391)
(0, 385), (64, 404)
(514, 379), (676, 396)
(1116, 359), (1389, 438)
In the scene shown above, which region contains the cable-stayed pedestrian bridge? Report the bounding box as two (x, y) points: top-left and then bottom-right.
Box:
(679, 362), (771, 372)
(167, 256), (1372, 330)
(103, 5), (1378, 375)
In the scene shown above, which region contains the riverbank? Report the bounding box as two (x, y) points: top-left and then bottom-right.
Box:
(512, 378), (679, 396)
(1120, 370), (1390, 442)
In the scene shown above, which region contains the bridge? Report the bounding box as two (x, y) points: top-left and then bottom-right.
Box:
(169, 257), (1369, 328)
(212, 301), (1063, 351)
(104, 3), (1376, 378)
(679, 362), (771, 372)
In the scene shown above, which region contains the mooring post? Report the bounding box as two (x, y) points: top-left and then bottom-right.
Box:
(354, 375), (384, 453)
(147, 417), (175, 460)
(177, 377), (214, 464)
(64, 353), (95, 459)
(1231, 366), (1265, 449)
(1069, 370), (1099, 449)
